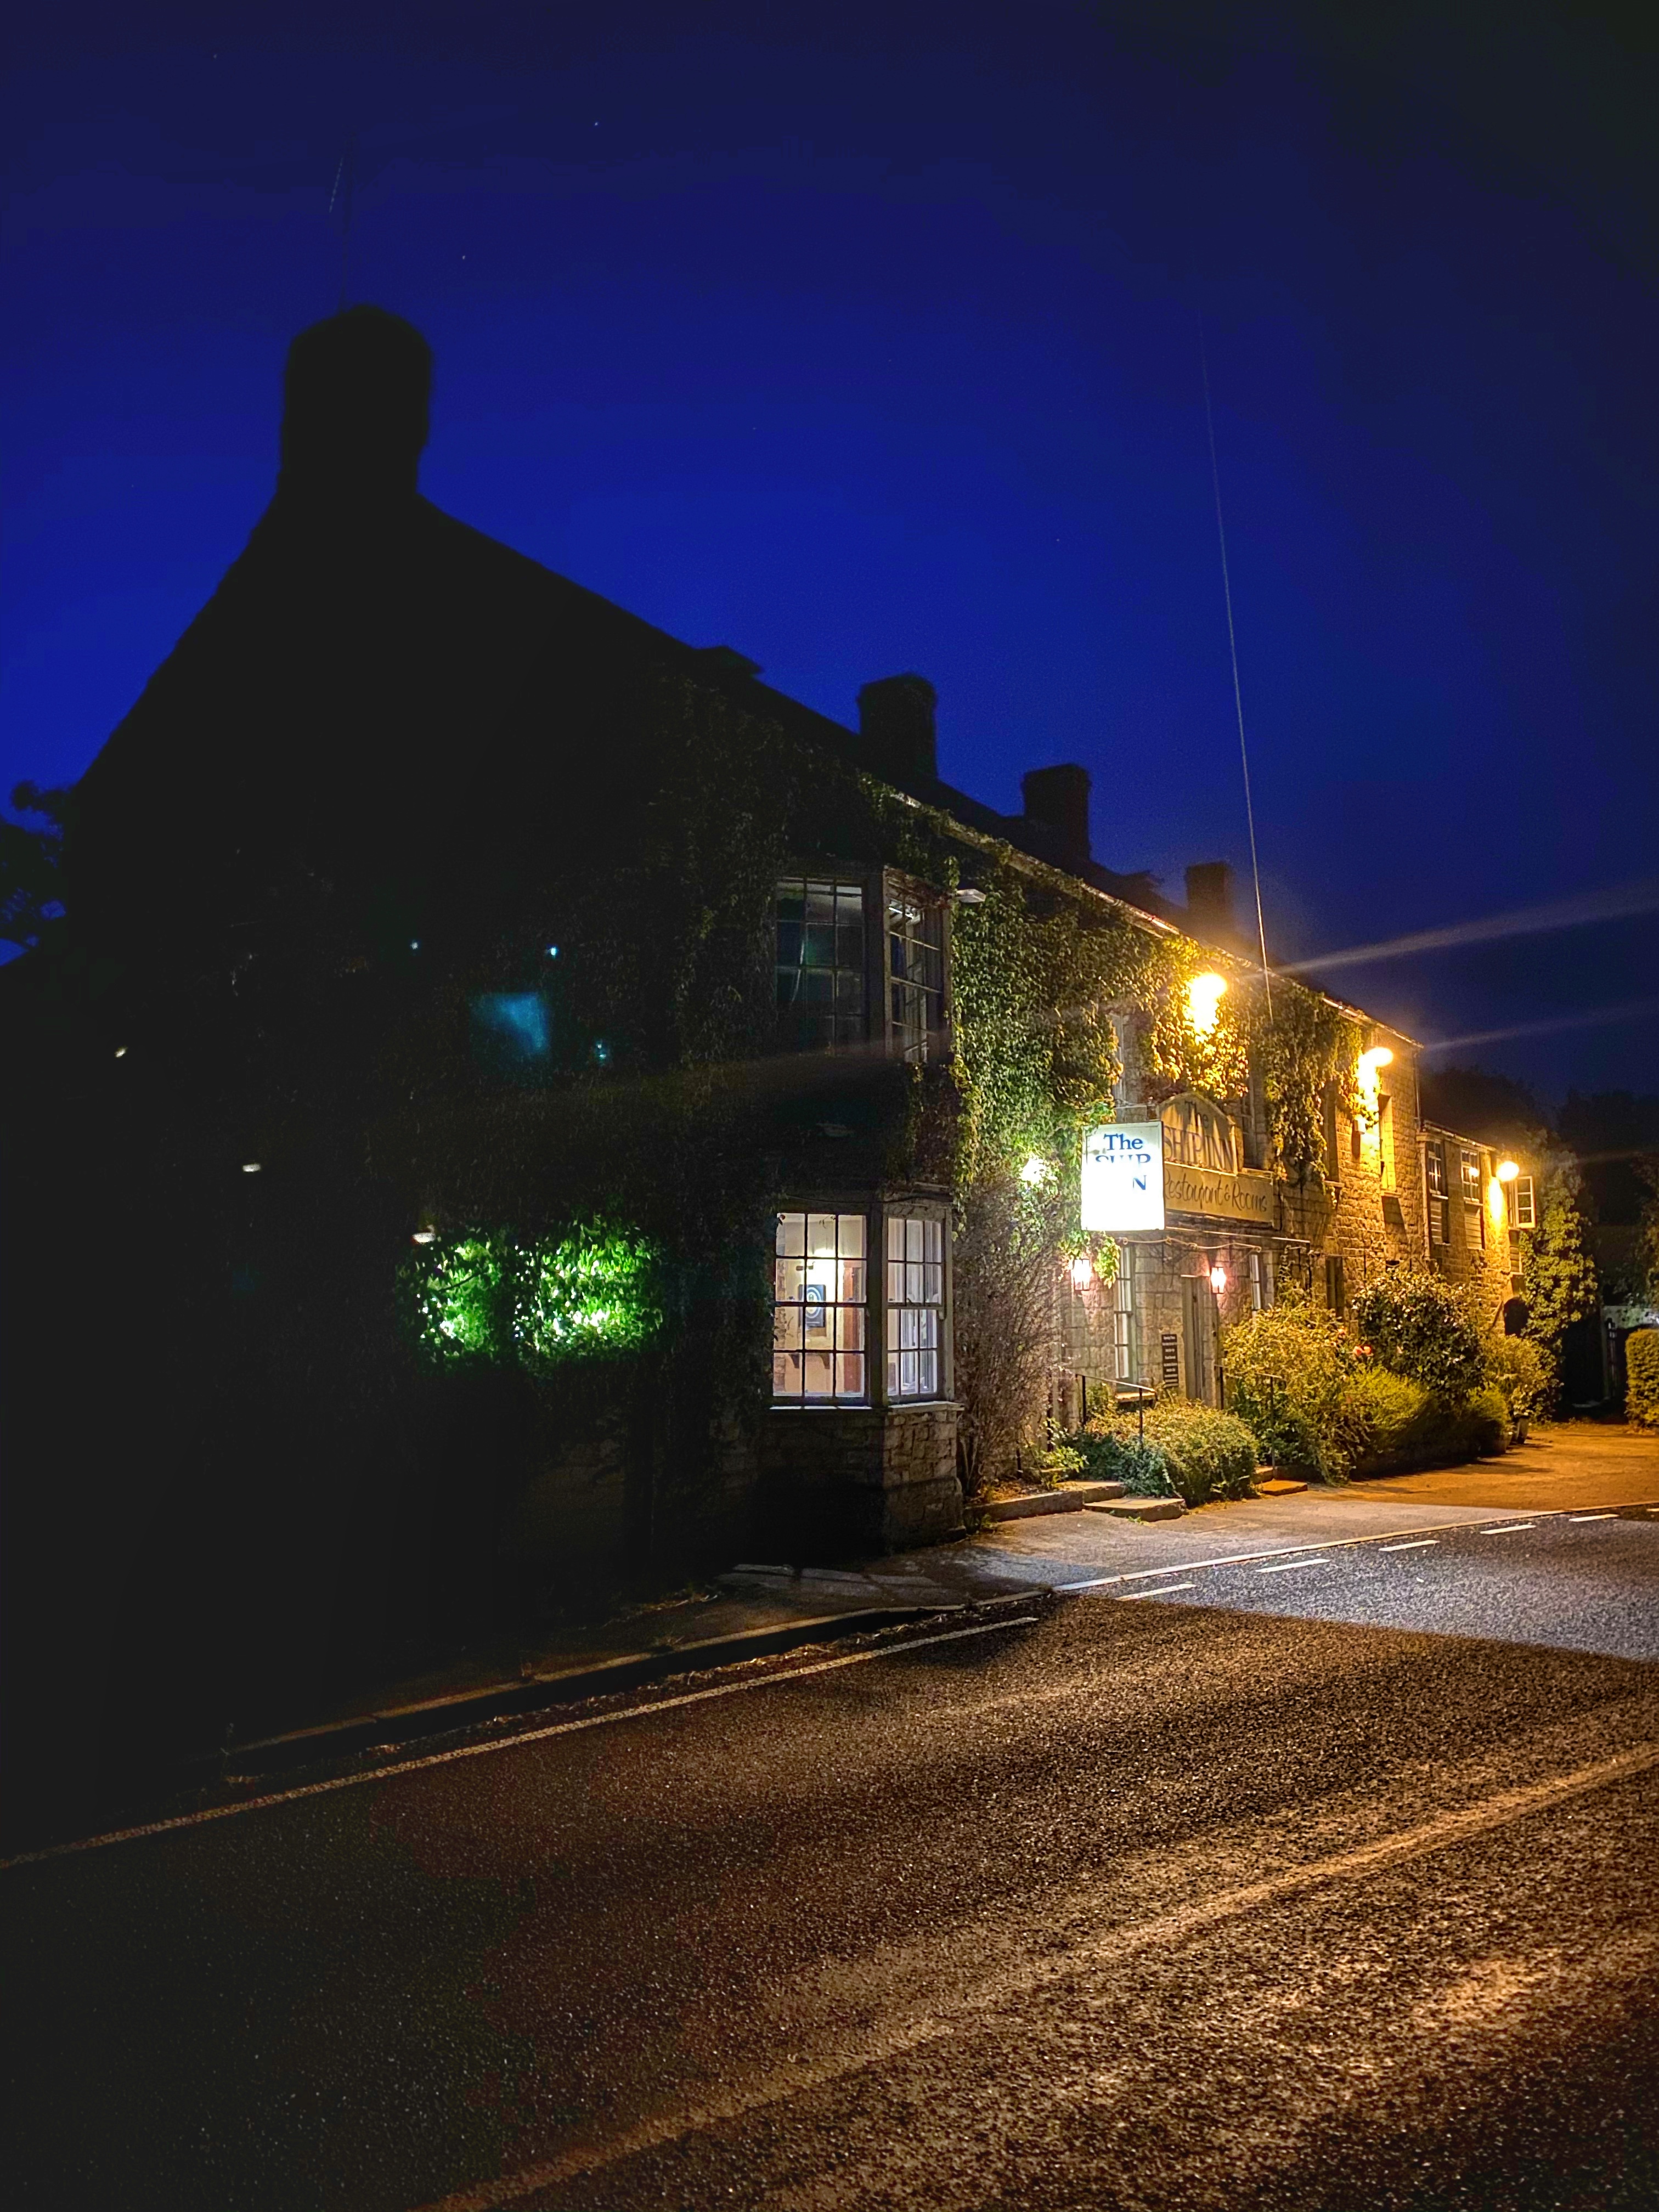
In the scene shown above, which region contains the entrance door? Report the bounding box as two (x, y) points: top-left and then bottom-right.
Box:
(1181, 1276), (1219, 1406)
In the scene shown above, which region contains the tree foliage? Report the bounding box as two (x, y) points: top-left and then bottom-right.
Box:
(1521, 1161), (1599, 1414)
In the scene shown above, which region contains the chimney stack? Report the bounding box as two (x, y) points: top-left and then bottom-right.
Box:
(1184, 861), (1235, 939)
(857, 674), (938, 791)
(1021, 764), (1092, 869)
(279, 306), (432, 506)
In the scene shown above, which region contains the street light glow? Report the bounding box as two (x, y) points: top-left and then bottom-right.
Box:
(1497, 1159), (1520, 1182)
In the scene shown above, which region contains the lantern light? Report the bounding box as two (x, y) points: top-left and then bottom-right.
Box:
(1496, 1159), (1520, 1182)
(1358, 1046), (1393, 1074)
(1069, 1254), (1094, 1289)
(1187, 972), (1228, 1035)
(1209, 1263), (1228, 1294)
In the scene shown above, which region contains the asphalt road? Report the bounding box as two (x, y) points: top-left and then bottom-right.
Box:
(5, 1515), (1658, 2211)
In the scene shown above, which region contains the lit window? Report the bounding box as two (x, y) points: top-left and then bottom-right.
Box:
(1509, 1175), (1536, 1229)
(1460, 1148), (1482, 1204)
(773, 1212), (867, 1401)
(774, 878), (865, 1051)
(884, 876), (946, 1063)
(885, 1215), (945, 1399)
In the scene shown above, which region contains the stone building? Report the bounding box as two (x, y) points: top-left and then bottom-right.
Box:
(8, 304), (1517, 1785)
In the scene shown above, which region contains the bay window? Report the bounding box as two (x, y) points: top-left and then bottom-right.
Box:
(771, 1203), (951, 1406)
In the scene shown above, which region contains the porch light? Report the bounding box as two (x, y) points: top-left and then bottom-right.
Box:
(1496, 1159), (1520, 1182)
(1069, 1254), (1094, 1289)
(1187, 972), (1227, 1035)
(1209, 1263), (1228, 1294)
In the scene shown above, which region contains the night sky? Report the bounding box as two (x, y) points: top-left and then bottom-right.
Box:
(4, 3), (1655, 1099)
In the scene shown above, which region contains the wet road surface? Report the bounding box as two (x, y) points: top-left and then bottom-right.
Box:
(4, 1515), (1657, 2210)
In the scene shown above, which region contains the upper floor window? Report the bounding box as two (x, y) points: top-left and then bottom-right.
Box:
(885, 876), (946, 1063)
(1426, 1138), (1451, 1245)
(1162, 1093), (1238, 1173)
(1377, 1095), (1396, 1190)
(1460, 1147), (1483, 1205)
(1508, 1174), (1537, 1230)
(775, 877), (865, 1052)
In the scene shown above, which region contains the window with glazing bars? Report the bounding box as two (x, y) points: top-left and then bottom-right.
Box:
(884, 878), (946, 1063)
(885, 1215), (944, 1399)
(1509, 1175), (1537, 1230)
(1111, 1244), (1136, 1380)
(772, 1212), (867, 1402)
(1426, 1139), (1450, 1245)
(774, 878), (865, 1050)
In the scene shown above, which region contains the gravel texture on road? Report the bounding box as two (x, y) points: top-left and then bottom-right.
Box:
(4, 1522), (1656, 2210)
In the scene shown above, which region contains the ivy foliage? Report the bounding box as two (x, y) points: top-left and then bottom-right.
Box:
(402, 1221), (662, 1372)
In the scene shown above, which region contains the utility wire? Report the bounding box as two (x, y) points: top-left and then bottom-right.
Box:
(1199, 319), (1273, 1022)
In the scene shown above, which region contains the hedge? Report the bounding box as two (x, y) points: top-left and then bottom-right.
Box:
(1628, 1328), (1659, 1432)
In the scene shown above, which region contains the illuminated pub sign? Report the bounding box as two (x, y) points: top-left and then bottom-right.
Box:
(1081, 1122), (1165, 1232)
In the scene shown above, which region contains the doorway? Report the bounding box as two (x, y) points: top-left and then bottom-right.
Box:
(1181, 1276), (1220, 1406)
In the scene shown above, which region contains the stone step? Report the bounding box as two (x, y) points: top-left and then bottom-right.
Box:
(979, 1481), (1128, 1523)
(1084, 1494), (1185, 1522)
(1255, 1476), (1307, 1495)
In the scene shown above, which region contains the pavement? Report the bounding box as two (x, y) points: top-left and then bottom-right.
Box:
(4, 1505), (1657, 2210)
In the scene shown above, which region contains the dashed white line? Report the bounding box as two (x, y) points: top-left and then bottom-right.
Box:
(1379, 1539), (1441, 1553)
(1482, 1524), (1536, 1534)
(1116, 1582), (1197, 1600)
(1570, 1513), (1618, 1523)
(1257, 1557), (1329, 1575)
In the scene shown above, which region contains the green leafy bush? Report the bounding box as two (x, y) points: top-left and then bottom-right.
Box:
(1029, 1440), (1089, 1487)
(1337, 1370), (1507, 1471)
(1350, 1267), (1486, 1402)
(1079, 1396), (1256, 1504)
(1221, 1302), (1359, 1478)
(1483, 1334), (1551, 1427)
(401, 1221), (662, 1371)
(1628, 1329), (1659, 1432)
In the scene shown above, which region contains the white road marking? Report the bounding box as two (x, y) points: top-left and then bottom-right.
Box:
(1570, 1513), (1618, 1522)
(0, 1617), (1040, 1871)
(411, 1739), (1659, 2212)
(1482, 1524), (1536, 1534)
(1379, 1539), (1441, 1553)
(1116, 1583), (1197, 1599)
(1257, 1557), (1329, 1575)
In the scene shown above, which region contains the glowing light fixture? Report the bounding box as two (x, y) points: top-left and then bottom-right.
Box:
(1019, 1155), (1051, 1187)
(1496, 1159), (1520, 1182)
(1208, 1263), (1228, 1294)
(241, 1162), (262, 1174)
(1187, 972), (1227, 1035)
(114, 1046), (128, 1058)
(411, 1229), (438, 1245)
(955, 887), (988, 906)
(1358, 1046), (1393, 1073)
(409, 940), (420, 951)
(1069, 1254), (1094, 1289)
(546, 944), (560, 958)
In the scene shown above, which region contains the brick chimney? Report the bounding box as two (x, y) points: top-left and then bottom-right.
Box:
(279, 306), (432, 506)
(1184, 861), (1235, 938)
(857, 674), (938, 790)
(1021, 764), (1092, 869)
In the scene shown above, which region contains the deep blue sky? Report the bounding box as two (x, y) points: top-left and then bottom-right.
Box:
(4, 3), (1655, 1100)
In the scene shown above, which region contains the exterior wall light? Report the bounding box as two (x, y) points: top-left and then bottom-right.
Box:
(955, 887), (988, 905)
(546, 944), (560, 957)
(241, 1162), (262, 1174)
(411, 1229), (438, 1245)
(1186, 972), (1227, 1035)
(114, 1046), (128, 1058)
(1019, 1155), (1052, 1187)
(409, 940), (420, 951)
(1209, 1263), (1228, 1294)
(1069, 1254), (1094, 1288)
(1496, 1159), (1520, 1182)
(1358, 1046), (1393, 1073)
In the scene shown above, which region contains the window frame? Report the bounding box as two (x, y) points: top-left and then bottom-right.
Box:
(1426, 1137), (1451, 1246)
(1508, 1174), (1537, 1231)
(772, 870), (869, 1053)
(770, 1197), (953, 1410)
(884, 1209), (949, 1401)
(881, 868), (950, 1065)
(771, 1209), (871, 1405)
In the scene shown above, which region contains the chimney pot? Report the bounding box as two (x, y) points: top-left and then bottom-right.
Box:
(1020, 764), (1092, 868)
(857, 674), (938, 790)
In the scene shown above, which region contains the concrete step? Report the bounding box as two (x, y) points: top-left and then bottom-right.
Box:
(1084, 1494), (1185, 1522)
(979, 1481), (1128, 1523)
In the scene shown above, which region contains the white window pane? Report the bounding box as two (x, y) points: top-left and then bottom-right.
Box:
(838, 1213), (866, 1259)
(777, 1212), (804, 1255)
(808, 1212), (837, 1256)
